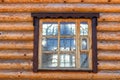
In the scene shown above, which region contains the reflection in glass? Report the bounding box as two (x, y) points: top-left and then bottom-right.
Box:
(42, 38), (58, 51)
(60, 22), (75, 35)
(42, 22), (58, 35)
(60, 54), (75, 67)
(42, 54), (58, 68)
(80, 53), (89, 68)
(80, 22), (88, 35)
(60, 38), (76, 51)
(81, 38), (88, 50)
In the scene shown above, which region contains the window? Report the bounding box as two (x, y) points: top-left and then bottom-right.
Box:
(32, 13), (99, 72)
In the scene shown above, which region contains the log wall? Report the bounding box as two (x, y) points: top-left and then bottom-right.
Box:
(0, 0), (120, 80)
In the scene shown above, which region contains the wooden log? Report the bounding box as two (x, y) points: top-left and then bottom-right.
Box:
(0, 22), (33, 31)
(97, 22), (120, 32)
(97, 32), (120, 41)
(3, 0), (120, 4)
(1, 31), (120, 41)
(0, 72), (120, 80)
(0, 53), (32, 60)
(98, 42), (120, 51)
(99, 13), (120, 22)
(98, 62), (120, 70)
(0, 13), (32, 22)
(0, 4), (120, 12)
(0, 13), (120, 22)
(98, 53), (120, 61)
(0, 61), (120, 71)
(0, 41), (33, 50)
(0, 63), (32, 70)
(0, 31), (33, 41)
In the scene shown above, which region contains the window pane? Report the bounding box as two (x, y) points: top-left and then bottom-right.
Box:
(42, 53), (58, 68)
(60, 54), (75, 68)
(81, 38), (88, 50)
(80, 22), (88, 35)
(42, 38), (58, 51)
(42, 22), (58, 35)
(60, 22), (75, 35)
(60, 38), (76, 51)
(80, 53), (89, 68)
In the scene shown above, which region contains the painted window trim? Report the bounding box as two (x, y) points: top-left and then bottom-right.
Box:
(31, 12), (99, 73)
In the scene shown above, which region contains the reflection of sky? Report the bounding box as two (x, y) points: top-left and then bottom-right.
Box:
(42, 38), (58, 51)
(60, 22), (75, 35)
(81, 38), (87, 50)
(42, 54), (75, 68)
(60, 38), (76, 51)
(80, 22), (88, 35)
(42, 22), (58, 35)
(80, 53), (88, 68)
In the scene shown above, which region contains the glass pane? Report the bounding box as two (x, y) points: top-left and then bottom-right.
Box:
(60, 22), (75, 35)
(60, 54), (75, 68)
(42, 53), (58, 68)
(80, 53), (89, 68)
(42, 38), (58, 51)
(60, 38), (76, 51)
(42, 22), (58, 35)
(80, 22), (88, 35)
(81, 38), (88, 50)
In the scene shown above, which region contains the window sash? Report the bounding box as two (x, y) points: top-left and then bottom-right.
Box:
(38, 19), (92, 70)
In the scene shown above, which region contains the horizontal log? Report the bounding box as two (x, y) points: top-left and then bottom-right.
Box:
(0, 31), (33, 41)
(3, 0), (120, 4)
(0, 53), (32, 60)
(0, 31), (120, 41)
(0, 63), (32, 70)
(0, 4), (120, 12)
(0, 13), (120, 22)
(98, 42), (120, 51)
(0, 22), (33, 31)
(97, 22), (120, 32)
(0, 41), (33, 50)
(98, 62), (120, 70)
(98, 53), (120, 61)
(0, 61), (119, 71)
(0, 13), (32, 22)
(0, 51), (120, 61)
(0, 72), (120, 80)
(97, 32), (120, 41)
(99, 13), (120, 22)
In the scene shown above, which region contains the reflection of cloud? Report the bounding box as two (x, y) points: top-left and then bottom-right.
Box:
(80, 23), (88, 35)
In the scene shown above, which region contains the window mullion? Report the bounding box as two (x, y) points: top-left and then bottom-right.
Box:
(76, 20), (80, 69)
(57, 21), (60, 68)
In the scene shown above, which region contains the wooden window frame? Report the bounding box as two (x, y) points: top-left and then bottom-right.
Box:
(31, 12), (99, 73)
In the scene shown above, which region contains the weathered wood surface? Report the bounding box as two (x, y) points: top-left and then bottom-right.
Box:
(0, 13), (120, 22)
(0, 62), (120, 70)
(0, 2), (119, 80)
(0, 72), (120, 80)
(2, 0), (120, 4)
(0, 4), (120, 12)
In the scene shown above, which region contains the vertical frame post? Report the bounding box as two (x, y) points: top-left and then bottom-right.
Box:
(92, 17), (98, 73)
(33, 17), (39, 72)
